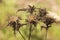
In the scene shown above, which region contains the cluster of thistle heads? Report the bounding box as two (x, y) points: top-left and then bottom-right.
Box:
(7, 5), (56, 40)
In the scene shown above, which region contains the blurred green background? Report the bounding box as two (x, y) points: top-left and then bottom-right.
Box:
(0, 0), (60, 40)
